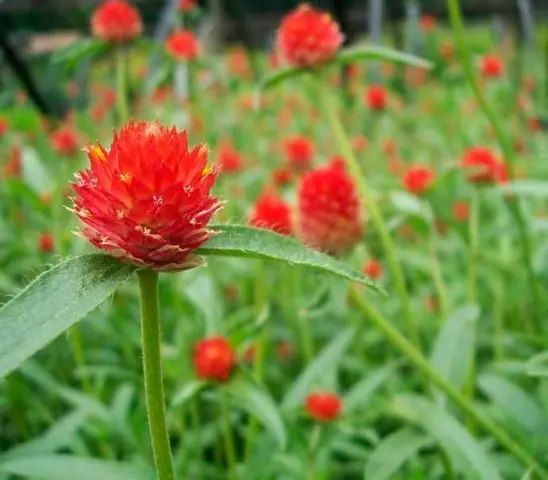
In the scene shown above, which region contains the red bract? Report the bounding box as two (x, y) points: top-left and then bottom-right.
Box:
(363, 259), (382, 279)
(284, 135), (315, 170)
(305, 392), (342, 422)
(272, 166), (293, 186)
(365, 85), (388, 111)
(249, 190), (293, 235)
(297, 164), (363, 255)
(276, 3), (343, 68)
(481, 55), (503, 78)
(38, 233), (54, 253)
(217, 142), (244, 173)
(50, 125), (80, 157)
(403, 165), (435, 195)
(193, 336), (236, 382)
(166, 30), (199, 61)
(91, 0), (142, 43)
(72, 121), (222, 271)
(460, 146), (508, 184)
(179, 0), (196, 11)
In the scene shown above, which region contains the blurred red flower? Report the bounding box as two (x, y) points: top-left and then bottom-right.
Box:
(179, 0), (196, 11)
(272, 166), (293, 186)
(284, 135), (315, 170)
(352, 135), (368, 153)
(363, 259), (382, 280)
(217, 142), (244, 173)
(481, 55), (503, 78)
(403, 165), (435, 195)
(439, 40), (454, 61)
(452, 201), (469, 222)
(297, 164), (363, 255)
(249, 190), (293, 235)
(193, 336), (236, 382)
(91, 0), (142, 43)
(276, 3), (343, 68)
(4, 145), (21, 178)
(460, 146), (508, 184)
(38, 233), (54, 253)
(305, 392), (342, 422)
(365, 85), (388, 111)
(420, 15), (437, 32)
(72, 121), (221, 271)
(0, 117), (8, 137)
(166, 30), (199, 61)
(276, 341), (294, 360)
(50, 125), (80, 157)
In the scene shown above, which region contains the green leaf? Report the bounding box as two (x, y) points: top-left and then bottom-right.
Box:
(334, 45), (433, 69)
(390, 191), (433, 223)
(392, 394), (502, 479)
(198, 225), (382, 291)
(0, 255), (136, 379)
(50, 39), (108, 71)
(21, 147), (55, 195)
(497, 181), (548, 198)
(479, 374), (548, 435)
(364, 427), (432, 480)
(171, 379), (207, 407)
(227, 379), (287, 449)
(525, 351), (548, 377)
(0, 455), (154, 480)
(430, 305), (478, 402)
(344, 361), (400, 413)
(282, 327), (356, 410)
(259, 66), (304, 90)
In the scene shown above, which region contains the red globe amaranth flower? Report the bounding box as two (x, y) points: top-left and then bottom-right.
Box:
(217, 142), (244, 173)
(249, 190), (293, 235)
(50, 125), (80, 157)
(403, 165), (436, 195)
(166, 30), (199, 61)
(272, 166), (293, 186)
(297, 164), (363, 255)
(363, 259), (382, 280)
(193, 336), (236, 382)
(72, 121), (222, 271)
(460, 146), (508, 184)
(452, 201), (469, 222)
(4, 145), (21, 178)
(227, 47), (251, 79)
(420, 15), (436, 32)
(284, 135), (315, 170)
(352, 135), (368, 153)
(276, 341), (294, 360)
(276, 3), (343, 68)
(305, 392), (342, 422)
(179, 0), (196, 11)
(365, 85), (388, 111)
(329, 154), (346, 171)
(528, 117), (541, 133)
(0, 117), (7, 136)
(439, 40), (454, 61)
(38, 233), (54, 253)
(383, 139), (397, 156)
(481, 55), (503, 78)
(91, 0), (142, 43)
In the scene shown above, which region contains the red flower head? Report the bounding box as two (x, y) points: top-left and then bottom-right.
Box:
(363, 259), (382, 280)
(403, 165), (436, 195)
(420, 14), (437, 32)
(439, 40), (454, 61)
(352, 135), (368, 153)
(297, 164), (363, 255)
(365, 85), (388, 111)
(382, 139), (397, 156)
(227, 47), (251, 78)
(276, 341), (294, 360)
(166, 30), (199, 61)
(38, 232), (54, 253)
(193, 336), (236, 382)
(481, 55), (503, 78)
(460, 146), (508, 184)
(284, 135), (315, 170)
(179, 0), (196, 11)
(91, 0), (142, 44)
(329, 154), (346, 171)
(4, 145), (22, 178)
(305, 392), (342, 422)
(528, 116), (541, 133)
(452, 201), (469, 222)
(272, 166), (293, 186)
(276, 3), (344, 68)
(217, 142), (244, 174)
(0, 117), (7, 136)
(72, 121), (222, 271)
(249, 190), (293, 235)
(50, 125), (80, 157)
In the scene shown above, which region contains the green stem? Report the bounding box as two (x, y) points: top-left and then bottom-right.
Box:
(294, 267), (314, 364)
(307, 424), (321, 480)
(69, 326), (92, 395)
(138, 270), (175, 480)
(222, 391), (237, 480)
(492, 279), (504, 363)
(312, 74), (420, 350)
(428, 228), (449, 321)
(448, 0), (539, 329)
(116, 47), (129, 123)
(466, 189), (479, 304)
(349, 288), (548, 479)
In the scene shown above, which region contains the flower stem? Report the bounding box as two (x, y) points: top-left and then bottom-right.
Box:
(116, 47), (129, 123)
(222, 391), (237, 480)
(448, 0), (539, 328)
(312, 74), (421, 350)
(349, 287), (548, 478)
(427, 228), (449, 321)
(138, 270), (175, 480)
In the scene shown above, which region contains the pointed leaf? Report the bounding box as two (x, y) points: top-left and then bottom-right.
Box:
(50, 39), (109, 71)
(171, 380), (207, 407)
(197, 225), (382, 291)
(22, 147), (54, 195)
(0, 255), (136, 379)
(335, 45), (433, 69)
(526, 350), (548, 377)
(260, 66), (304, 90)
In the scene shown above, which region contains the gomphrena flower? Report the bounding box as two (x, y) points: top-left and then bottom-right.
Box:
(72, 120), (222, 271)
(363, 259), (382, 280)
(364, 85), (388, 111)
(216, 142), (244, 174)
(248, 190), (293, 235)
(480, 55), (503, 78)
(402, 165), (436, 195)
(38, 232), (54, 253)
(297, 164), (363, 256)
(276, 3), (344, 68)
(91, 0), (142, 44)
(284, 135), (315, 171)
(166, 30), (199, 62)
(460, 146), (508, 184)
(305, 392), (342, 422)
(193, 336), (236, 382)
(179, 0), (196, 11)
(0, 117), (7, 137)
(452, 201), (469, 222)
(420, 14), (437, 32)
(50, 125), (80, 157)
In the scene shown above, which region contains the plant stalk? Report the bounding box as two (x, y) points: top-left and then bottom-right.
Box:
(116, 47), (129, 123)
